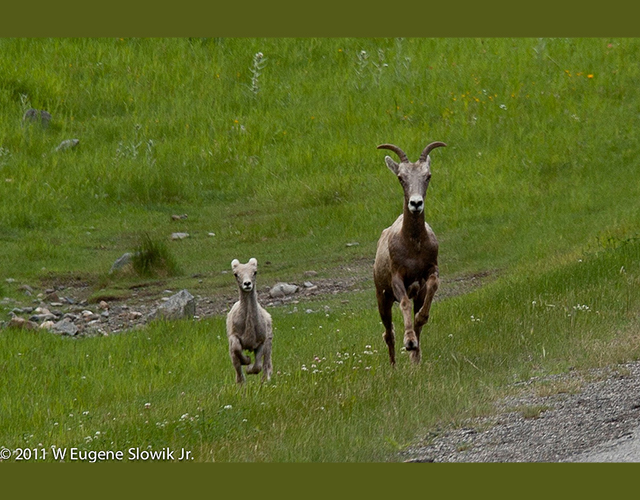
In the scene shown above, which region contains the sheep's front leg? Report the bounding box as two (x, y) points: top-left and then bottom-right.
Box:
(229, 336), (251, 384)
(246, 344), (264, 375)
(392, 274), (418, 352)
(415, 272), (439, 329)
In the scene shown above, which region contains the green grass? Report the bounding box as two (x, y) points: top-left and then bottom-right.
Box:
(2, 38), (640, 461)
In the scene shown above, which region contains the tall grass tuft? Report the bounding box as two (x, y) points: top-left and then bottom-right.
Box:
(131, 233), (181, 278)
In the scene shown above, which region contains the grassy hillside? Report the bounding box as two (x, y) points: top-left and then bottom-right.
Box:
(2, 38), (640, 461)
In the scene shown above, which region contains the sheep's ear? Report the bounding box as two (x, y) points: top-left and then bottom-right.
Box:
(385, 156), (399, 175)
(249, 258), (257, 267)
(231, 259), (240, 269)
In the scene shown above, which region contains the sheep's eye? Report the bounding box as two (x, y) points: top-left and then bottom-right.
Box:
(254, 271), (257, 276)
(233, 272), (238, 277)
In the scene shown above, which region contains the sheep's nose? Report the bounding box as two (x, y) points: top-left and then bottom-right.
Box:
(243, 281), (252, 288)
(409, 196), (424, 212)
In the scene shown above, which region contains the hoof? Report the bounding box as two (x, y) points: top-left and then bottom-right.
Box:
(404, 339), (419, 351)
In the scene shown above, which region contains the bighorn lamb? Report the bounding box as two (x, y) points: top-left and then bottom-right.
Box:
(226, 258), (273, 383)
(373, 142), (446, 365)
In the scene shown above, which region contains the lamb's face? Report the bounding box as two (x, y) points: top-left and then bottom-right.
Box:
(231, 258), (258, 292)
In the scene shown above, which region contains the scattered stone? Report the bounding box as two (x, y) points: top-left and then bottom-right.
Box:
(149, 289), (195, 320)
(208, 232), (216, 237)
(50, 302), (63, 307)
(101, 311), (109, 319)
(346, 242), (360, 247)
(98, 300), (109, 310)
(171, 214), (188, 221)
(82, 311), (100, 322)
(171, 232), (190, 240)
(23, 108), (52, 128)
(51, 319), (79, 336)
(19, 284), (34, 293)
(269, 283), (299, 298)
(128, 311), (143, 320)
(29, 312), (56, 322)
(109, 252), (133, 274)
(55, 139), (80, 151)
(304, 270), (318, 277)
(40, 321), (54, 330)
(303, 281), (315, 288)
(5, 278), (15, 284)
(8, 316), (39, 330)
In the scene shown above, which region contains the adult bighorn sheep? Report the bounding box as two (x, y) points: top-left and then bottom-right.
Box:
(373, 141), (446, 365)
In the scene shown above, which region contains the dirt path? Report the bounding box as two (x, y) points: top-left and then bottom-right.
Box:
(402, 361), (640, 462)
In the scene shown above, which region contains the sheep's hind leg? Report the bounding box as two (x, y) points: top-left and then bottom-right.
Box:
(261, 337), (273, 382)
(377, 289), (396, 365)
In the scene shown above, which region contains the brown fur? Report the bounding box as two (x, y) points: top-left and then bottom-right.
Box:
(373, 142), (446, 365)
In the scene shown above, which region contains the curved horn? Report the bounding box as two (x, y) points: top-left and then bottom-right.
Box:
(377, 144), (409, 163)
(419, 141), (447, 163)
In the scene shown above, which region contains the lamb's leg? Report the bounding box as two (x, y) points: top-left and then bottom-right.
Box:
(392, 274), (418, 353)
(228, 336), (251, 384)
(246, 344), (264, 375)
(261, 336), (273, 382)
(377, 288), (396, 365)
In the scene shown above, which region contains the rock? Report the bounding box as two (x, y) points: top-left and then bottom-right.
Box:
(8, 316), (38, 330)
(51, 319), (79, 336)
(40, 321), (55, 330)
(171, 232), (189, 240)
(109, 252), (133, 274)
(208, 232), (216, 237)
(19, 284), (34, 293)
(29, 313), (56, 322)
(269, 282), (299, 298)
(171, 214), (188, 220)
(98, 300), (109, 310)
(23, 108), (52, 128)
(346, 242), (360, 247)
(55, 139), (80, 151)
(304, 270), (318, 277)
(128, 311), (143, 320)
(150, 289), (195, 320)
(303, 281), (315, 288)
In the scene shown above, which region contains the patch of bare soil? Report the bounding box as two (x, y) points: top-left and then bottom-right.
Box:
(2, 262), (494, 337)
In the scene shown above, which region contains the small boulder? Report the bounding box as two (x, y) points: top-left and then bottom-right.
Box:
(109, 252), (133, 274)
(171, 232), (189, 240)
(51, 318), (79, 336)
(55, 139), (80, 151)
(269, 282), (299, 298)
(9, 316), (38, 330)
(150, 289), (195, 320)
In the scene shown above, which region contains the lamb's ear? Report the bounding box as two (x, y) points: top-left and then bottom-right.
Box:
(385, 156), (399, 175)
(231, 259), (240, 269)
(248, 258), (258, 267)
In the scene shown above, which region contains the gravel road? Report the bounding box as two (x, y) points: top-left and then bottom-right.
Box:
(403, 361), (640, 463)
